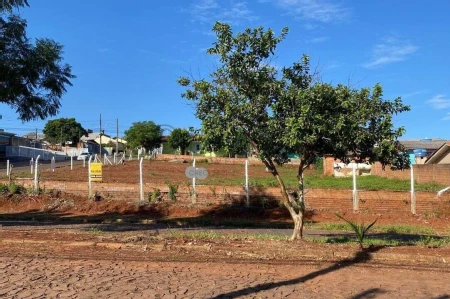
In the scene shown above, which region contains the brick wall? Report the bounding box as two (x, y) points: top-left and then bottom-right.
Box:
(5, 179), (449, 215)
(371, 163), (450, 186)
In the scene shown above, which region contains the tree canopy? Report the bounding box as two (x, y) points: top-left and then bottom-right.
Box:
(178, 22), (410, 240)
(0, 0), (75, 121)
(43, 118), (86, 145)
(124, 121), (162, 150)
(167, 128), (191, 155)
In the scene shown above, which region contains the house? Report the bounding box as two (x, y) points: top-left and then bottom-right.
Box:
(0, 129), (16, 157)
(79, 133), (127, 155)
(425, 142), (450, 164)
(160, 136), (202, 155)
(399, 138), (448, 164)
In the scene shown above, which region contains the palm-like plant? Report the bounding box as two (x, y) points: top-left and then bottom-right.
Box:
(335, 213), (378, 249)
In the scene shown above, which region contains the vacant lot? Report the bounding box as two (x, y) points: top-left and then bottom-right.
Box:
(3, 159), (444, 191)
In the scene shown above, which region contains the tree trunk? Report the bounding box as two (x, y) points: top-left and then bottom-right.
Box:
(291, 213), (304, 240)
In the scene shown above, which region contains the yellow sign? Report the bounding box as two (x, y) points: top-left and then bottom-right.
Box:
(90, 163), (103, 182)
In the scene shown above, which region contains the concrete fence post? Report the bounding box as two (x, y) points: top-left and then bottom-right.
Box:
(411, 165), (416, 214)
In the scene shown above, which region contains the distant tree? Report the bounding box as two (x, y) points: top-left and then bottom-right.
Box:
(0, 0), (75, 121)
(167, 128), (191, 155)
(43, 118), (86, 145)
(124, 121), (162, 150)
(178, 22), (410, 240)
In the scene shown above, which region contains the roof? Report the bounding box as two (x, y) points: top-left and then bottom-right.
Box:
(23, 132), (45, 140)
(425, 142), (450, 164)
(80, 133), (110, 142)
(94, 135), (126, 145)
(399, 139), (448, 150)
(0, 129), (16, 137)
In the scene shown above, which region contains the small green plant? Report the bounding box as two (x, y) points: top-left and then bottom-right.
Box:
(87, 227), (104, 234)
(151, 188), (161, 202)
(0, 183), (9, 194)
(8, 182), (26, 195)
(167, 183), (178, 201)
(335, 213), (378, 250)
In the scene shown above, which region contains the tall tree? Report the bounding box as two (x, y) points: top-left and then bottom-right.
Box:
(124, 121), (162, 150)
(43, 118), (86, 145)
(178, 22), (410, 240)
(0, 0), (75, 121)
(167, 128), (191, 155)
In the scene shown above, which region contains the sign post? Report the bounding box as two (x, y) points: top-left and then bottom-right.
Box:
(185, 165), (208, 204)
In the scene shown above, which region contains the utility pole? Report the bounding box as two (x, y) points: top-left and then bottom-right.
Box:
(116, 118), (119, 156)
(60, 126), (63, 151)
(99, 114), (102, 158)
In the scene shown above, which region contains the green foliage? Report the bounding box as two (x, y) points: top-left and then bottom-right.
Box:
(167, 128), (191, 155)
(0, 183), (9, 194)
(178, 22), (410, 239)
(335, 213), (378, 249)
(8, 182), (26, 194)
(43, 118), (87, 145)
(314, 157), (323, 172)
(124, 121), (162, 150)
(167, 183), (178, 201)
(0, 0), (75, 121)
(150, 188), (161, 202)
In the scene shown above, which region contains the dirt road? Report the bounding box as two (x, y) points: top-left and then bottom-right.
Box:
(1, 255), (449, 298)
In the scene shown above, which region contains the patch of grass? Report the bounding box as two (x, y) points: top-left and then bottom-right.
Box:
(251, 234), (289, 241)
(166, 230), (222, 240)
(313, 222), (436, 235)
(202, 166), (445, 191)
(378, 225), (435, 235)
(87, 227), (104, 234)
(308, 235), (450, 247)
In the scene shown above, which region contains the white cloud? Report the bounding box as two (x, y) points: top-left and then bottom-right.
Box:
(363, 36), (418, 68)
(307, 36), (329, 43)
(427, 95), (450, 110)
(401, 90), (426, 99)
(188, 0), (258, 24)
(265, 0), (350, 23)
(443, 113), (450, 121)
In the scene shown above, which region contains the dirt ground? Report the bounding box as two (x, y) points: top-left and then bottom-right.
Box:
(1, 220), (450, 298)
(1, 195), (450, 298)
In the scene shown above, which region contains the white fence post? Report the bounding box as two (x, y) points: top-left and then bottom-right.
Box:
(245, 159), (249, 207)
(410, 165), (416, 214)
(88, 156), (93, 198)
(139, 157), (144, 201)
(34, 155), (40, 191)
(352, 162), (359, 211)
(30, 158), (34, 175)
(83, 156), (86, 168)
(51, 156), (56, 172)
(70, 155), (73, 170)
(6, 160), (9, 176)
(192, 158), (197, 203)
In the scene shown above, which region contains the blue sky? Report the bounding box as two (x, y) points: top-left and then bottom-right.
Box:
(1, 0), (450, 139)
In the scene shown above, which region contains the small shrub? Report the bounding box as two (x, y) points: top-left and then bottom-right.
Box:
(9, 182), (26, 195)
(167, 183), (178, 201)
(335, 213), (378, 250)
(151, 188), (161, 202)
(0, 183), (9, 194)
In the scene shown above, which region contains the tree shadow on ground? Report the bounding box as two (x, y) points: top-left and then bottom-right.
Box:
(212, 246), (385, 298)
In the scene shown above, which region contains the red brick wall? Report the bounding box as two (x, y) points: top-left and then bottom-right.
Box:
(371, 163), (450, 186)
(5, 179), (449, 215)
